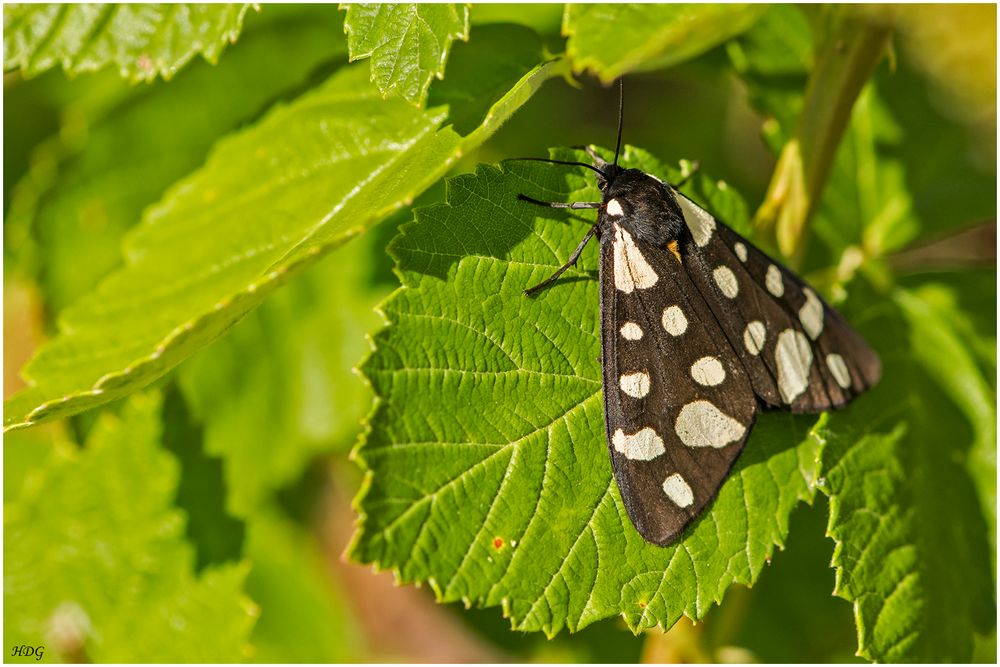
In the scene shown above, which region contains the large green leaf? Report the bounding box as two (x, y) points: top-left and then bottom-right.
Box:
(5, 53), (567, 432)
(6, 4), (347, 314)
(4, 393), (255, 661)
(350, 148), (826, 635)
(820, 285), (995, 662)
(563, 4), (765, 82)
(3, 3), (252, 82)
(343, 3), (469, 106)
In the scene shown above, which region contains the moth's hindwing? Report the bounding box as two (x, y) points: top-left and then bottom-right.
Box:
(598, 220), (758, 545)
(673, 192), (882, 412)
(596, 186), (881, 546)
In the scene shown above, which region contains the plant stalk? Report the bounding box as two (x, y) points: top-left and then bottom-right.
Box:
(754, 12), (893, 264)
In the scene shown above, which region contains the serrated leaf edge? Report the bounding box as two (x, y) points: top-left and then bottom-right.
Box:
(339, 3), (471, 106)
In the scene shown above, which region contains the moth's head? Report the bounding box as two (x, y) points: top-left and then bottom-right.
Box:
(600, 168), (686, 245)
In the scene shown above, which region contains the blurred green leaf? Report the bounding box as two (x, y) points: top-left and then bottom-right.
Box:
(563, 4), (765, 82)
(873, 61), (997, 251)
(821, 285), (995, 662)
(2, 423), (58, 503)
(810, 84), (907, 262)
(245, 511), (362, 662)
(343, 3), (469, 105)
(4, 393), (255, 662)
(350, 147), (825, 635)
(3, 3), (252, 82)
(160, 387), (245, 569)
(178, 224), (394, 517)
(726, 4), (812, 150)
(5, 54), (566, 432)
(899, 282), (996, 534)
(6, 4), (347, 314)
(469, 4), (563, 36)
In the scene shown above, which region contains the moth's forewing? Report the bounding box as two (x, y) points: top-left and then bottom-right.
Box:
(598, 213), (756, 545)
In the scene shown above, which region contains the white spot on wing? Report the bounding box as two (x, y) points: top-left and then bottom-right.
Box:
(620, 321), (644, 340)
(620, 371), (651, 398)
(662, 305), (688, 336)
(675, 401), (746, 449)
(690, 356), (726, 386)
(776, 329), (813, 403)
(713, 266), (739, 298)
(734, 242), (748, 262)
(799, 288), (824, 339)
(612, 427), (665, 460)
(613, 224), (658, 293)
(606, 198), (624, 216)
(662, 473), (694, 508)
(766, 264), (784, 297)
(744, 321), (766, 355)
(826, 353), (851, 389)
(676, 195), (716, 247)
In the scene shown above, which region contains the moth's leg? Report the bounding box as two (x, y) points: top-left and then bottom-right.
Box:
(524, 225), (599, 296)
(672, 160), (701, 188)
(517, 194), (602, 210)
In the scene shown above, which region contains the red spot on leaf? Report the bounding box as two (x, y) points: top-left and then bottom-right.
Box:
(492, 537), (504, 549)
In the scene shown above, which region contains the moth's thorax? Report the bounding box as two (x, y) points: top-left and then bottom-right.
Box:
(598, 168), (686, 246)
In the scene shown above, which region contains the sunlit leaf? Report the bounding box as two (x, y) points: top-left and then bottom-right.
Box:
(563, 4), (765, 82)
(6, 4), (347, 314)
(3, 3), (252, 82)
(343, 3), (469, 105)
(350, 147), (825, 635)
(5, 54), (566, 431)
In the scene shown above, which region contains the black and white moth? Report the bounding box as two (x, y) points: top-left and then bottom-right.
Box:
(517, 83), (881, 546)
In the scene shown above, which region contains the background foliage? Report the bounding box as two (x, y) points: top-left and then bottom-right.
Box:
(4, 3), (995, 663)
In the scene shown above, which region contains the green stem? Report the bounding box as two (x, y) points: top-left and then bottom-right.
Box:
(754, 11), (892, 264)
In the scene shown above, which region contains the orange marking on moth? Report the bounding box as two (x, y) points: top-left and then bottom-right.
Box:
(667, 240), (681, 262)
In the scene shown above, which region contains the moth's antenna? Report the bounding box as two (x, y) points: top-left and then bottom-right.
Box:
(612, 77), (624, 167)
(507, 156), (608, 179)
